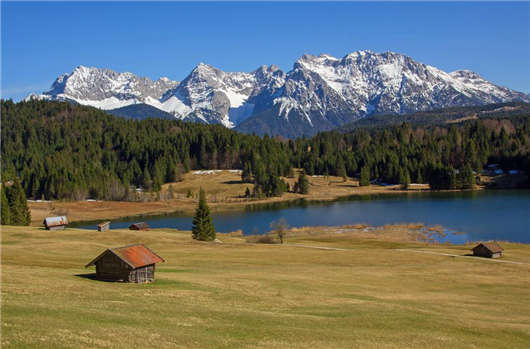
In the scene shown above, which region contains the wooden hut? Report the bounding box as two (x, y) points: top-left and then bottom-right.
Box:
(97, 221), (111, 232)
(472, 242), (504, 258)
(43, 216), (68, 230)
(85, 244), (164, 283)
(129, 222), (149, 230)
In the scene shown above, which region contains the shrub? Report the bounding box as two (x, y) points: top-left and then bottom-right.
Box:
(246, 234), (278, 244)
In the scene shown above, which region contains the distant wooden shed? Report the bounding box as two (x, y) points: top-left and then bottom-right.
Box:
(43, 216), (68, 230)
(472, 242), (504, 258)
(129, 222), (149, 230)
(85, 244), (164, 283)
(97, 221), (111, 231)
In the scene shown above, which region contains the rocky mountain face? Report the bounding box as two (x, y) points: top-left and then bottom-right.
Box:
(27, 65), (178, 110)
(28, 51), (530, 137)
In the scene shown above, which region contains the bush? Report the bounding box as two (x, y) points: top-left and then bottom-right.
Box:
(246, 234), (278, 244)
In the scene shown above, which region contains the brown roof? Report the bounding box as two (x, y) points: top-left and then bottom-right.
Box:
(97, 221), (111, 227)
(85, 244), (164, 269)
(473, 242), (504, 253)
(129, 222), (149, 230)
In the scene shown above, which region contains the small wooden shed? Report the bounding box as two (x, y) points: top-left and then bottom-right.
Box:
(43, 216), (68, 230)
(97, 221), (111, 232)
(85, 244), (164, 283)
(129, 222), (149, 230)
(472, 242), (504, 258)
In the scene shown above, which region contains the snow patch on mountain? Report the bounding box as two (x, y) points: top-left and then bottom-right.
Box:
(28, 52), (530, 134)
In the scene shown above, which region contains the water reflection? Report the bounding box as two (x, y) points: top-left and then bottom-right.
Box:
(73, 190), (530, 244)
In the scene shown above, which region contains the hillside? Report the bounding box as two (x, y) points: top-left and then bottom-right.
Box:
(2, 99), (530, 202)
(2, 225), (529, 348)
(107, 103), (177, 121)
(338, 102), (530, 131)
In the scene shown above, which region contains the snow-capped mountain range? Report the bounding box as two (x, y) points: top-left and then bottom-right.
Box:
(27, 50), (530, 137)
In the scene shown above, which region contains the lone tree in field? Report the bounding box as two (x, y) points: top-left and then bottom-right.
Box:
(192, 188), (216, 241)
(270, 218), (288, 244)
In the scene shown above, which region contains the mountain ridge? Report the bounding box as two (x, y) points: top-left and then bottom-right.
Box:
(26, 50), (530, 137)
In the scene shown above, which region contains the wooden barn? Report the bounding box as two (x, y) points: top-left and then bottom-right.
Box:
(472, 242), (504, 258)
(129, 222), (149, 230)
(85, 244), (164, 283)
(97, 221), (111, 232)
(43, 216), (68, 230)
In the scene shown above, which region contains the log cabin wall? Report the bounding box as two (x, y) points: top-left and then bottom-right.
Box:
(95, 252), (132, 281)
(128, 265), (155, 283)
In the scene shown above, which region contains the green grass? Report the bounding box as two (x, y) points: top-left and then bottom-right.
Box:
(2, 225), (530, 348)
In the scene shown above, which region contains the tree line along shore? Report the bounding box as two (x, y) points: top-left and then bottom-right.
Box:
(1, 99), (529, 226)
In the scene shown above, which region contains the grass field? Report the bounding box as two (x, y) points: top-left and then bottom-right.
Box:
(28, 170), (429, 225)
(2, 225), (529, 348)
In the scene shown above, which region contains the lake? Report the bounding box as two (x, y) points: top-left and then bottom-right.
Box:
(76, 190), (530, 244)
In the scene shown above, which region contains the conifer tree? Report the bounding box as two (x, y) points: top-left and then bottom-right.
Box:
(399, 168), (411, 189)
(191, 188), (216, 241)
(360, 166), (370, 186)
(416, 171), (423, 184)
(1, 186), (11, 225)
(461, 164), (475, 189)
(6, 178), (31, 226)
(337, 157), (347, 181)
(296, 171), (309, 194)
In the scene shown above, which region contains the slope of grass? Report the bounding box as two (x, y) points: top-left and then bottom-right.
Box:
(2, 225), (529, 348)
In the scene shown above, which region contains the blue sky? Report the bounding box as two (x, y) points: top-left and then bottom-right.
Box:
(2, 1), (529, 100)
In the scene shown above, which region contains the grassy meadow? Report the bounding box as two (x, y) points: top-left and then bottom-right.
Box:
(2, 225), (530, 348)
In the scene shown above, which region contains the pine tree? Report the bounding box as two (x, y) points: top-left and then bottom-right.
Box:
(241, 162), (253, 183)
(416, 170), (423, 184)
(360, 166), (370, 186)
(1, 186), (11, 225)
(461, 164), (475, 189)
(191, 188), (216, 241)
(449, 168), (458, 189)
(6, 178), (31, 226)
(399, 168), (411, 189)
(337, 157), (347, 182)
(296, 172), (309, 194)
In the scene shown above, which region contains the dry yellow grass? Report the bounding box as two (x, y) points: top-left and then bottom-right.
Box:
(28, 170), (430, 225)
(2, 225), (529, 348)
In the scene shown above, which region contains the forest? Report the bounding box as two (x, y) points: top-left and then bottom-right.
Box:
(2, 99), (529, 201)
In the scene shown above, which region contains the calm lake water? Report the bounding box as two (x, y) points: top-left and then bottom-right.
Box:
(75, 190), (530, 244)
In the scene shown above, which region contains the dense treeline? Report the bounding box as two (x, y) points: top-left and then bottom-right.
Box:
(340, 102), (530, 131)
(290, 117), (530, 189)
(2, 100), (530, 201)
(1, 100), (291, 200)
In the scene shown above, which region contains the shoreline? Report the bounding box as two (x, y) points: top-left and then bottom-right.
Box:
(30, 184), (487, 227)
(28, 169), (526, 226)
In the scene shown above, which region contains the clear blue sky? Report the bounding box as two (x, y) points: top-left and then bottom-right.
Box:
(2, 1), (529, 100)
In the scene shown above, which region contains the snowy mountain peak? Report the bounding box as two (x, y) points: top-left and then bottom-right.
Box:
(450, 69), (484, 80)
(29, 51), (530, 137)
(40, 66), (179, 110)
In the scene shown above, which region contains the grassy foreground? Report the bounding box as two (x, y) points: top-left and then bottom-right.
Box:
(2, 225), (529, 348)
